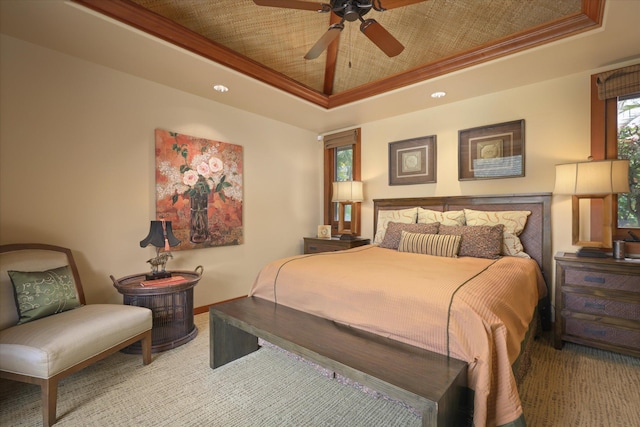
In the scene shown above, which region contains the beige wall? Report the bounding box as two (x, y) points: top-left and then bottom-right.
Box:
(0, 35), (321, 307)
(2, 34), (628, 313)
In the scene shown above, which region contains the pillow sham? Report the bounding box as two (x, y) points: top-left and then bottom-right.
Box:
(463, 209), (531, 257)
(379, 222), (440, 249)
(373, 207), (418, 244)
(503, 232), (531, 259)
(8, 265), (81, 325)
(439, 224), (504, 259)
(463, 209), (530, 235)
(417, 208), (466, 226)
(398, 231), (461, 257)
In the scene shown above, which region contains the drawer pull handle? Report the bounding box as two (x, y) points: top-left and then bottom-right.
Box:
(584, 275), (605, 284)
(584, 327), (607, 337)
(309, 246), (317, 250)
(584, 302), (606, 310)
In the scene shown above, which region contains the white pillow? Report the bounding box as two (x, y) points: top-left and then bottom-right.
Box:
(417, 208), (465, 226)
(463, 209), (531, 258)
(503, 232), (531, 258)
(373, 208), (418, 244)
(463, 209), (530, 235)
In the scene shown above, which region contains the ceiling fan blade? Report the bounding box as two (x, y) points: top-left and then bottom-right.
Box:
(253, 0), (330, 12)
(375, 0), (427, 10)
(304, 24), (344, 60)
(360, 19), (404, 57)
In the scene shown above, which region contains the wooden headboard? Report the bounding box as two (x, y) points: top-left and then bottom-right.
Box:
(373, 193), (552, 290)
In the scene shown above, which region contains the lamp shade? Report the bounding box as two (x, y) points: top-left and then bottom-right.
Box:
(140, 220), (181, 249)
(554, 159), (630, 195)
(331, 181), (364, 202)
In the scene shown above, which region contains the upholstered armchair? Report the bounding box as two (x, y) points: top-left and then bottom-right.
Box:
(0, 244), (153, 426)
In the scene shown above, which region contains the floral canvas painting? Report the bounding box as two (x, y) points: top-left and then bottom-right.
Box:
(155, 129), (243, 250)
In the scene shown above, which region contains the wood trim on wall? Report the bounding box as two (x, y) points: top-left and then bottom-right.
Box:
(590, 72), (640, 254)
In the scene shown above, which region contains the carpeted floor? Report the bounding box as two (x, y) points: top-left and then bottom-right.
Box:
(518, 333), (640, 427)
(1, 313), (639, 426)
(0, 314), (420, 426)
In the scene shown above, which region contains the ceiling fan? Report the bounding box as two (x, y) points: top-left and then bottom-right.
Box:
(253, 0), (425, 59)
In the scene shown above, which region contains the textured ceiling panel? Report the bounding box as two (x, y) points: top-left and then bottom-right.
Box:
(124, 0), (586, 99)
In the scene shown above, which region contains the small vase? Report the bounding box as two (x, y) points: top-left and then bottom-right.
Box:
(190, 190), (209, 243)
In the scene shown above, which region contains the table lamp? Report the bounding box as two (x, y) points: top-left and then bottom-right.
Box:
(140, 220), (181, 280)
(332, 180), (364, 240)
(554, 159), (630, 257)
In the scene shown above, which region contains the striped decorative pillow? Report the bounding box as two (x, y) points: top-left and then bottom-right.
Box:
(398, 231), (461, 257)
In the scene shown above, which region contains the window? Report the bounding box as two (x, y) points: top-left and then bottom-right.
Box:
(335, 145), (354, 224)
(616, 94), (640, 229)
(591, 65), (640, 247)
(323, 129), (361, 236)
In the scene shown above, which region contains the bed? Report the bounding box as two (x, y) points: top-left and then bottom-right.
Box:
(248, 193), (552, 427)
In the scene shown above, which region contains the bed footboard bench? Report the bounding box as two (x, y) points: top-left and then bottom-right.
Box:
(209, 297), (469, 427)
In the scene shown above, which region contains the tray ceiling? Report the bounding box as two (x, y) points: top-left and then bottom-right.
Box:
(74, 0), (604, 109)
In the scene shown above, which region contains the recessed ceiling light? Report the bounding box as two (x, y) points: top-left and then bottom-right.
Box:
(431, 91), (446, 98)
(213, 84), (229, 93)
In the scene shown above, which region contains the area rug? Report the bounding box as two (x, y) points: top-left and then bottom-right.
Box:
(0, 314), (421, 426)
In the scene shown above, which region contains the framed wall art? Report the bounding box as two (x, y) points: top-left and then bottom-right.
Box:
(458, 119), (525, 181)
(388, 135), (437, 185)
(154, 129), (243, 250)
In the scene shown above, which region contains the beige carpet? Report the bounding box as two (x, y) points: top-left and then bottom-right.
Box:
(0, 313), (420, 426)
(1, 313), (639, 426)
(518, 333), (640, 427)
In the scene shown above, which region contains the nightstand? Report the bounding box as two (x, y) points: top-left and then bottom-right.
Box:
(111, 268), (202, 353)
(554, 252), (640, 357)
(303, 237), (370, 254)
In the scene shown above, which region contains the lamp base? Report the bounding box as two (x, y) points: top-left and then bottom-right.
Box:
(339, 234), (360, 241)
(576, 247), (608, 258)
(145, 271), (172, 281)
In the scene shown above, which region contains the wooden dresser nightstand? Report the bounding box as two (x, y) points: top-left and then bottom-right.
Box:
(554, 252), (640, 357)
(303, 237), (370, 254)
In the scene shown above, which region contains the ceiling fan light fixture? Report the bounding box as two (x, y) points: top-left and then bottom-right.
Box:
(254, 0), (416, 59)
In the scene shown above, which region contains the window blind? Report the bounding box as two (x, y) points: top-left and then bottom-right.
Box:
(323, 129), (359, 149)
(596, 63), (640, 100)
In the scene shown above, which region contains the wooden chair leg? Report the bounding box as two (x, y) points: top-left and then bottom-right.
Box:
(42, 378), (58, 427)
(141, 331), (152, 365)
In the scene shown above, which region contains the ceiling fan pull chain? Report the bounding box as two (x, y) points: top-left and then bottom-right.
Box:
(349, 24), (353, 68)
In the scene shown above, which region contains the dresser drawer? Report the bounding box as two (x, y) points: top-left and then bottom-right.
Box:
(564, 269), (639, 293)
(563, 292), (640, 321)
(564, 317), (640, 349)
(303, 237), (370, 254)
(306, 242), (342, 253)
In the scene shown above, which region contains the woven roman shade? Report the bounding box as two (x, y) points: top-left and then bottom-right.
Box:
(324, 129), (359, 149)
(596, 63), (640, 100)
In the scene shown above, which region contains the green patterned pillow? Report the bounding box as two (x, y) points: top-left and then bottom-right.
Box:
(398, 231), (462, 257)
(8, 265), (81, 324)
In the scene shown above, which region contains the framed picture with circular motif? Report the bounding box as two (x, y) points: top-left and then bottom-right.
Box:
(388, 135), (437, 185)
(317, 225), (332, 239)
(458, 119), (525, 181)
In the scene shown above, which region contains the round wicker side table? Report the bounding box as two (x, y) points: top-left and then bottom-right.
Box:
(111, 267), (203, 353)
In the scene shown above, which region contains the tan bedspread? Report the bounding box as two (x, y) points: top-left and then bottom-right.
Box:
(249, 245), (546, 427)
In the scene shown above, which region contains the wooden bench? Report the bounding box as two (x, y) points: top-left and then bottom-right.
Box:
(209, 297), (469, 426)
